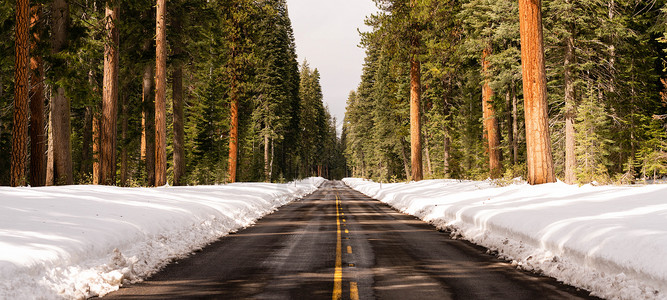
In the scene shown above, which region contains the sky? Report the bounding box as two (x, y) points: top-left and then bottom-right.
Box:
(285, 0), (378, 134)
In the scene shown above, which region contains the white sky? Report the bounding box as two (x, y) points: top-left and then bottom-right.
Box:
(286, 0), (378, 134)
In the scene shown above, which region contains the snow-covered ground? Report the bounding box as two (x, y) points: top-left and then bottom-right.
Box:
(0, 177), (324, 299)
(343, 178), (667, 300)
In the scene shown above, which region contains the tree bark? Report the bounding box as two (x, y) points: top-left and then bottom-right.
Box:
(409, 55), (423, 181)
(482, 45), (502, 178)
(11, 0), (30, 187)
(120, 93), (128, 187)
(400, 141), (411, 180)
(50, 0), (73, 185)
(228, 78), (239, 183)
(29, 4), (46, 187)
(92, 112), (100, 184)
(512, 83), (519, 165)
(46, 108), (54, 185)
(101, 4), (119, 185)
(264, 126), (270, 182)
(172, 60), (185, 186)
(141, 62), (155, 186)
(564, 25), (576, 184)
(154, 0), (167, 187)
(518, 0), (556, 185)
(81, 106), (92, 176)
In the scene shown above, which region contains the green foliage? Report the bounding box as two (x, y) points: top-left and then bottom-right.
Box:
(344, 0), (667, 185)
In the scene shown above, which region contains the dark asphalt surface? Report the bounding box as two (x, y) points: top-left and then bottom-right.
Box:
(103, 180), (598, 300)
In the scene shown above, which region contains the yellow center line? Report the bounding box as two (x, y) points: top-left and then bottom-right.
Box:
(347, 246), (352, 254)
(333, 192), (342, 300)
(350, 282), (359, 300)
(345, 229), (349, 234)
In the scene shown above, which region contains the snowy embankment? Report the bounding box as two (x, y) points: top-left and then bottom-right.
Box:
(0, 177), (324, 299)
(343, 178), (667, 300)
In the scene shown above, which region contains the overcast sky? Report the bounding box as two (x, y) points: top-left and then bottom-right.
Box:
(286, 0), (378, 133)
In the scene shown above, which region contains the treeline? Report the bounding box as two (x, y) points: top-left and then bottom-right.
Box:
(0, 0), (345, 187)
(344, 0), (667, 184)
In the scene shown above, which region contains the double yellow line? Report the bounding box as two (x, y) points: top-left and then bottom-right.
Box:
(333, 192), (343, 299)
(333, 190), (359, 300)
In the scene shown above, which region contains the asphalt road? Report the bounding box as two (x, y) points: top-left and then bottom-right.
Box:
(103, 181), (598, 300)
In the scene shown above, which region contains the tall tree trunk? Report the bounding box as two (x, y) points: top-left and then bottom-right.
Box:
(154, 0), (167, 187)
(172, 59), (185, 186)
(51, 0), (73, 185)
(518, 0), (556, 184)
(264, 126), (270, 182)
(443, 79), (452, 176)
(92, 112), (100, 184)
(29, 4), (46, 187)
(46, 108), (54, 185)
(11, 0), (30, 187)
(409, 54), (423, 181)
(228, 78), (239, 183)
(141, 62), (155, 186)
(482, 45), (502, 178)
(81, 106), (92, 176)
(564, 25), (576, 184)
(505, 88), (513, 165)
(512, 83), (519, 165)
(120, 93), (128, 187)
(101, 4), (119, 185)
(400, 141), (411, 180)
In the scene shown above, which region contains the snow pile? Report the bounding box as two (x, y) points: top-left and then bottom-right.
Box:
(0, 177), (324, 299)
(343, 178), (667, 300)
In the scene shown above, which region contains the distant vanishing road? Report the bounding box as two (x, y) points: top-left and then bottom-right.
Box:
(103, 181), (598, 300)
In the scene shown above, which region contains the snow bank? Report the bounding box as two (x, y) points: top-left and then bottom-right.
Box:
(0, 177), (324, 299)
(343, 178), (667, 300)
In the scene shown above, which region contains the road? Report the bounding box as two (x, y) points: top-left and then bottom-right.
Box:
(104, 181), (597, 299)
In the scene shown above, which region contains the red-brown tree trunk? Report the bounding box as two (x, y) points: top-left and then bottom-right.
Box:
(409, 55), (423, 182)
(92, 113), (100, 184)
(101, 4), (119, 185)
(518, 0), (556, 185)
(12, 0), (30, 187)
(228, 80), (239, 183)
(482, 46), (502, 178)
(29, 4), (46, 187)
(154, 0), (167, 187)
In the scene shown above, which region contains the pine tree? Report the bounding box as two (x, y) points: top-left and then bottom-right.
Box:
(154, 0), (167, 186)
(518, 0), (556, 184)
(49, 0), (73, 185)
(100, 3), (119, 185)
(29, 3), (46, 187)
(11, 0), (30, 187)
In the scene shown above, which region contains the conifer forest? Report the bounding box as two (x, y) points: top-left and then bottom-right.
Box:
(1, 0), (345, 186)
(1, 0), (667, 187)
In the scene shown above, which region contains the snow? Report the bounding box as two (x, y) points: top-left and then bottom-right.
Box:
(343, 178), (667, 300)
(0, 177), (325, 299)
